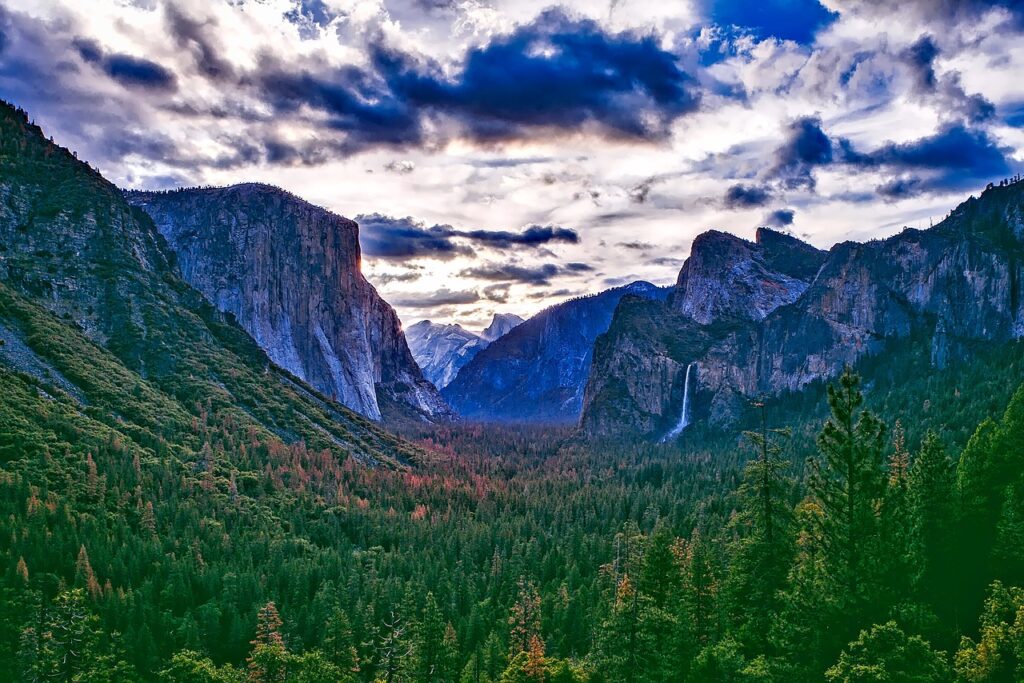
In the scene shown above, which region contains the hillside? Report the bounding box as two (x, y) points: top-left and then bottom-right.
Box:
(0, 101), (422, 465)
(443, 281), (670, 422)
(125, 186), (450, 423)
(581, 184), (1024, 439)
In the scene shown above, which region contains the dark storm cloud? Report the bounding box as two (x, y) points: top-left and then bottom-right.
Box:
(901, 35), (994, 124)
(833, 0), (1024, 29)
(850, 124), (1012, 185)
(903, 36), (939, 92)
(482, 284), (511, 303)
(0, 5), (709, 172)
(459, 260), (594, 286)
(389, 288), (481, 308)
(618, 241), (655, 250)
(769, 116), (834, 189)
(875, 176), (925, 200)
(723, 183), (773, 209)
(459, 225), (579, 249)
(372, 271), (423, 286)
(165, 6), (234, 80)
(357, 215), (581, 262)
(700, 0), (838, 45)
(357, 214), (475, 261)
(257, 66), (425, 153)
(764, 208), (796, 226)
(460, 263), (561, 285)
(765, 113), (1012, 197)
(256, 8), (703, 151)
(374, 8), (702, 142)
(73, 37), (177, 91)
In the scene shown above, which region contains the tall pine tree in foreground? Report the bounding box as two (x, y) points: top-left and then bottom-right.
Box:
(809, 370), (888, 639)
(724, 405), (794, 652)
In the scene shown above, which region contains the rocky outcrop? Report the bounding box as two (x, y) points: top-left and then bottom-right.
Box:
(0, 99), (419, 464)
(126, 185), (451, 423)
(443, 281), (670, 423)
(480, 313), (524, 342)
(581, 183), (1024, 440)
(671, 228), (826, 324)
(406, 313), (523, 390)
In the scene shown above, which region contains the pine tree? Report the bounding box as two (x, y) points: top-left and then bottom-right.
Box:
(772, 500), (834, 681)
(809, 370), (887, 629)
(954, 581), (1024, 682)
(877, 421), (920, 610)
(826, 621), (950, 682)
(44, 589), (99, 683)
(524, 635), (546, 682)
(724, 405), (794, 650)
(247, 602), (287, 683)
(638, 522), (681, 610)
(412, 593), (451, 682)
(909, 431), (956, 625)
(508, 579), (542, 656)
(322, 606), (360, 674)
(682, 531), (719, 649)
(377, 609), (413, 683)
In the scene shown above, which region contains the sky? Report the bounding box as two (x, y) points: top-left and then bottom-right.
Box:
(1, 0), (1022, 329)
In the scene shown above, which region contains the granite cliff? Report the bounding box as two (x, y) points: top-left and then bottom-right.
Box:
(581, 185), (1024, 439)
(406, 313), (523, 390)
(443, 281), (669, 422)
(0, 100), (419, 464)
(126, 185), (451, 423)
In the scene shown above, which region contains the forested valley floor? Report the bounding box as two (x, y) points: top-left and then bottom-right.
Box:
(4, 353), (1024, 682)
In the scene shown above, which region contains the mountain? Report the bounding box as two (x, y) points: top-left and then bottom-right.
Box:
(442, 281), (670, 422)
(480, 312), (524, 341)
(580, 184), (1024, 439)
(0, 100), (419, 465)
(125, 185), (450, 423)
(406, 313), (523, 390)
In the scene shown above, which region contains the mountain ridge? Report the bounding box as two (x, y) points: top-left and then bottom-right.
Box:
(125, 184), (451, 423)
(0, 99), (420, 465)
(406, 313), (523, 390)
(580, 180), (1024, 439)
(443, 281), (670, 422)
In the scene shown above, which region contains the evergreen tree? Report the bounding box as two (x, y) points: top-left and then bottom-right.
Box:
(412, 593), (455, 682)
(909, 432), (956, 627)
(45, 589), (99, 683)
(809, 370), (888, 633)
(247, 602), (287, 683)
(954, 581), (1024, 682)
(877, 422), (920, 610)
(508, 580), (542, 656)
(826, 621), (950, 682)
(638, 522), (681, 611)
(724, 407), (794, 650)
(322, 606), (360, 675)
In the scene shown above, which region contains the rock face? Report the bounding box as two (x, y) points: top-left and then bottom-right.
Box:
(443, 281), (670, 422)
(126, 185), (451, 423)
(672, 228), (826, 323)
(0, 100), (418, 464)
(406, 313), (523, 390)
(480, 313), (525, 342)
(580, 184), (1024, 440)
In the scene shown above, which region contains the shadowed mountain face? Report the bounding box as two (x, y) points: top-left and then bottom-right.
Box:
(406, 313), (523, 390)
(442, 281), (670, 423)
(126, 186), (451, 423)
(581, 185), (1024, 440)
(0, 100), (419, 463)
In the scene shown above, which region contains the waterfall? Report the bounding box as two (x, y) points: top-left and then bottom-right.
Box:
(662, 362), (696, 442)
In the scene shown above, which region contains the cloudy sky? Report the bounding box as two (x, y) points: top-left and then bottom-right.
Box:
(1, 0), (1022, 329)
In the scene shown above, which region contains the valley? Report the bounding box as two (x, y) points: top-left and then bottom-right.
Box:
(2, 57), (1024, 682)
